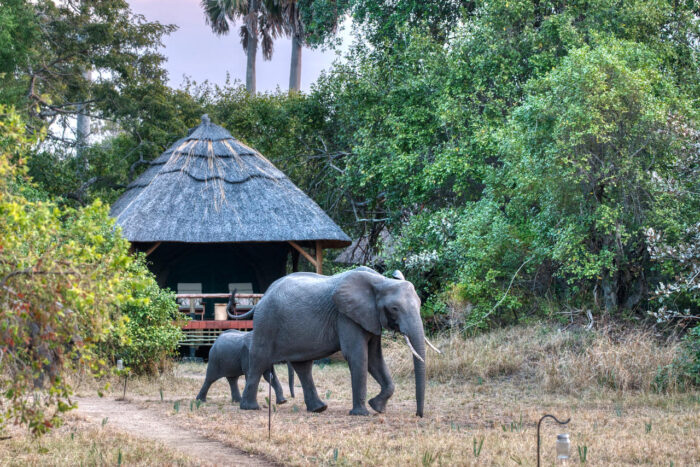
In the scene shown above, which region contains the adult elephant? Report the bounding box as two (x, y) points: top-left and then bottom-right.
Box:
(233, 267), (436, 417)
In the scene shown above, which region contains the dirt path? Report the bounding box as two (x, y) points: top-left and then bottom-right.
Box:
(76, 397), (276, 467)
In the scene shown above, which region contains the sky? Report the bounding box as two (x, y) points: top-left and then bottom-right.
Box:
(128, 0), (349, 93)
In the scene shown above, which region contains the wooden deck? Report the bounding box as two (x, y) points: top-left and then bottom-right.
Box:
(177, 293), (260, 346)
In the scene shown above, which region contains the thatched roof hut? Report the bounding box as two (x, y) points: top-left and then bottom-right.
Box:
(111, 115), (350, 306)
(111, 115), (349, 247)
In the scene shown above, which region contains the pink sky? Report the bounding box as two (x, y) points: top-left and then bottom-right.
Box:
(129, 0), (348, 93)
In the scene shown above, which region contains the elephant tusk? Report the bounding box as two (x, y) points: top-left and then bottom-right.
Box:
(424, 337), (442, 354)
(403, 335), (425, 363)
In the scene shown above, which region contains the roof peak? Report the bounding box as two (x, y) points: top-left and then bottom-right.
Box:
(201, 114), (211, 125)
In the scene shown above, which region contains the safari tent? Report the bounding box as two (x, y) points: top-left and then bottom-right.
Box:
(110, 115), (350, 348)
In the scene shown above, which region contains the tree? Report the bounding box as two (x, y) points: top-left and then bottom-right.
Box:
(497, 40), (695, 311)
(0, 0), (175, 145)
(285, 0), (349, 91)
(201, 0), (286, 94)
(0, 106), (184, 434)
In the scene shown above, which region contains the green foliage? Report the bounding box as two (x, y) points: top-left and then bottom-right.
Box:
(0, 107), (181, 435)
(294, 0), (699, 329)
(0, 0), (175, 136)
(111, 273), (185, 375)
(676, 325), (700, 387)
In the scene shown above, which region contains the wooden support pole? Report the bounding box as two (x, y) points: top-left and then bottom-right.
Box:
(288, 241), (317, 269)
(145, 242), (161, 257)
(315, 241), (323, 275)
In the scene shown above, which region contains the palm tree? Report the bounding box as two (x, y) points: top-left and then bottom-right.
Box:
(201, 0), (284, 94)
(281, 1), (302, 92)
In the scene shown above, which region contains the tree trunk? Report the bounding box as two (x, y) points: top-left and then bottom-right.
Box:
(601, 272), (618, 313)
(245, 0), (258, 95)
(289, 31), (302, 92)
(76, 68), (92, 175)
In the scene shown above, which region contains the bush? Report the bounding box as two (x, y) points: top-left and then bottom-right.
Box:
(111, 271), (185, 374)
(0, 107), (182, 435)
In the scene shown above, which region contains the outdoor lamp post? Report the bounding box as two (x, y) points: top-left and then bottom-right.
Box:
(537, 414), (571, 466)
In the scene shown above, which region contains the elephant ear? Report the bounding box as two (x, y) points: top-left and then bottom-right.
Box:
(333, 271), (383, 335)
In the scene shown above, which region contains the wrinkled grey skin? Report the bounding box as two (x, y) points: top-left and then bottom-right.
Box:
(235, 266), (426, 417)
(196, 330), (288, 404)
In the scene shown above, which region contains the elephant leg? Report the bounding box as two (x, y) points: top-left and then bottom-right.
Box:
(291, 361), (327, 413)
(262, 367), (287, 405)
(196, 375), (219, 402)
(339, 322), (370, 416)
(367, 335), (395, 413)
(226, 376), (241, 403)
(287, 362), (295, 398)
(240, 363), (265, 410)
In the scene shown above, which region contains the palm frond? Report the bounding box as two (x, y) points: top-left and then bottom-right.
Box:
(239, 24), (249, 51)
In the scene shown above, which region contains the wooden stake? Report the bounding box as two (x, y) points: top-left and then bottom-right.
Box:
(268, 369), (272, 440)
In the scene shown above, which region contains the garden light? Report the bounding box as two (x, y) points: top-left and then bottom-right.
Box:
(537, 414), (571, 466)
(556, 433), (571, 462)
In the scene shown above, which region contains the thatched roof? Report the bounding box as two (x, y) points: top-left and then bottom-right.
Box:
(110, 115), (351, 247)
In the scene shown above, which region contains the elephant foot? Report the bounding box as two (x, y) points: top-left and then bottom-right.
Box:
(196, 395), (206, 402)
(368, 396), (388, 413)
(349, 406), (370, 416)
(240, 400), (260, 411)
(306, 401), (328, 413)
(231, 396), (241, 403)
(276, 397), (287, 405)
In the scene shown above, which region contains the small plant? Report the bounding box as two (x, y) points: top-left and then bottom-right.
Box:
(578, 445), (588, 463)
(422, 450), (438, 466)
(614, 406), (622, 417)
(333, 448), (339, 462)
(159, 389), (164, 401)
(645, 421), (652, 433)
(101, 417), (109, 427)
(473, 436), (484, 457)
(510, 454), (523, 465)
(117, 449), (123, 466)
(326, 390), (332, 399)
(173, 401), (180, 413)
(292, 404), (299, 413)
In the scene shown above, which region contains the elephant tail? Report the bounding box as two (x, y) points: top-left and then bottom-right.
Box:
(228, 305), (255, 320)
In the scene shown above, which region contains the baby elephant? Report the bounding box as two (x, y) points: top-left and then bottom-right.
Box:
(196, 330), (288, 404)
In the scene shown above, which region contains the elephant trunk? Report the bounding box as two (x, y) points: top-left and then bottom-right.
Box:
(406, 327), (426, 418)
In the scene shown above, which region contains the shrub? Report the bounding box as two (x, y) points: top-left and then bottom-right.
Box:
(0, 107), (182, 434)
(110, 271), (185, 374)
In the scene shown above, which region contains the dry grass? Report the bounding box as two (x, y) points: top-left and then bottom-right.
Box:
(0, 413), (195, 466)
(389, 325), (682, 393)
(3, 324), (698, 465)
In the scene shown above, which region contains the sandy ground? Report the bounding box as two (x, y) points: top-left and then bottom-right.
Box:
(76, 397), (277, 466)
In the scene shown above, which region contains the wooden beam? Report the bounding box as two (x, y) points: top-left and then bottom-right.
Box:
(144, 242), (161, 257)
(315, 241), (323, 275)
(288, 241), (317, 269)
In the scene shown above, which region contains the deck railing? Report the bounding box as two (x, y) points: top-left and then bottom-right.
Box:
(176, 293), (263, 346)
